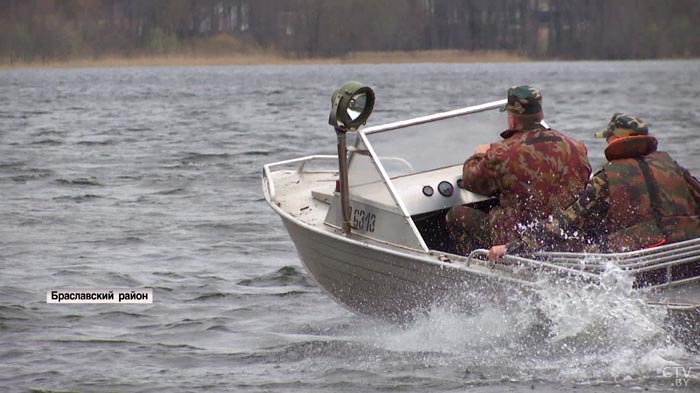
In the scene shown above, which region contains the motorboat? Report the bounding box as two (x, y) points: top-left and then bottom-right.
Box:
(262, 82), (700, 345)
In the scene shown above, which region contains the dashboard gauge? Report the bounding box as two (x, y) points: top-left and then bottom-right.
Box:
(422, 185), (434, 197)
(437, 181), (454, 197)
(456, 178), (463, 188)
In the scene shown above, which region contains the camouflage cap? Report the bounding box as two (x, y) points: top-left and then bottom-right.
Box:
(500, 85), (542, 114)
(594, 113), (649, 138)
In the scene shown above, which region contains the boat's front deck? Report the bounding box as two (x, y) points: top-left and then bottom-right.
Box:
(263, 155), (338, 229)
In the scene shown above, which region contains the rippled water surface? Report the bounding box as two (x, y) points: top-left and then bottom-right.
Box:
(1, 61), (699, 392)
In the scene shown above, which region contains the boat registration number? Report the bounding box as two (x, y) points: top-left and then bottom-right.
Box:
(351, 207), (376, 233)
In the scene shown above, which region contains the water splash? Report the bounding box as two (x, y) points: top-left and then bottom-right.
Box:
(346, 260), (692, 385)
(524, 260), (681, 381)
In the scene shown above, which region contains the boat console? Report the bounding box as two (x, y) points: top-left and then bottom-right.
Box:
(392, 165), (497, 253)
(390, 164), (491, 216)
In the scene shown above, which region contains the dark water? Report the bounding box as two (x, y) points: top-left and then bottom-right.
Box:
(1, 61), (699, 392)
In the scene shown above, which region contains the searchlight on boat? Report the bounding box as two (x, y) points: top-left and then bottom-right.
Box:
(329, 82), (375, 234)
(329, 81), (375, 131)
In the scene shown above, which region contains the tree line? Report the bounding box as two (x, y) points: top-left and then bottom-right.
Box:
(1, 0), (699, 63)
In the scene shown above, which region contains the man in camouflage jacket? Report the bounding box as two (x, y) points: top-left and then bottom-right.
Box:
(489, 114), (700, 259)
(446, 85), (592, 254)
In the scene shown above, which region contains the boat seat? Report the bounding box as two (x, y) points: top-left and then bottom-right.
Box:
(311, 188), (334, 204)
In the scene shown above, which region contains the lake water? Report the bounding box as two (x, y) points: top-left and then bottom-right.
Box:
(1, 61), (699, 392)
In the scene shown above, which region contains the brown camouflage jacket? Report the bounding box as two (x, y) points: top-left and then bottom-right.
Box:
(462, 124), (592, 244)
(510, 135), (700, 253)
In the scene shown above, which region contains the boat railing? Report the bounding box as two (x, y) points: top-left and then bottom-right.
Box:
(533, 237), (700, 269)
(467, 237), (700, 288)
(466, 249), (602, 284)
(360, 99), (506, 136)
(262, 155), (337, 202)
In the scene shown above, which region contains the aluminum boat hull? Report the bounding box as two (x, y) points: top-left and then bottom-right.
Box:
(275, 200), (536, 319)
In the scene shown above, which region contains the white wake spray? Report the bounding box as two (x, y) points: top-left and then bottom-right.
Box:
(349, 259), (695, 385)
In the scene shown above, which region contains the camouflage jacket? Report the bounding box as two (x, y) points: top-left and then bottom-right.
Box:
(462, 124), (592, 245)
(510, 135), (700, 253)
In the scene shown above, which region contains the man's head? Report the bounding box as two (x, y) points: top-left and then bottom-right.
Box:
(595, 113), (649, 140)
(501, 85), (542, 115)
(501, 85), (543, 129)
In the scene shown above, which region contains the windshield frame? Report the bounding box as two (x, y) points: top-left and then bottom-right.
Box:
(347, 99), (506, 252)
(354, 99), (505, 207)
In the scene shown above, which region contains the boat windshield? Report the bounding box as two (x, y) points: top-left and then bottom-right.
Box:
(338, 102), (505, 251)
(361, 106), (504, 178)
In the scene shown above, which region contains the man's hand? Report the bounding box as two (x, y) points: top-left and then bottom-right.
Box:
(474, 144), (490, 154)
(487, 245), (507, 261)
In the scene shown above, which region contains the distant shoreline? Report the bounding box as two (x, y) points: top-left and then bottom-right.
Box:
(3, 50), (695, 70)
(0, 50), (529, 69)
